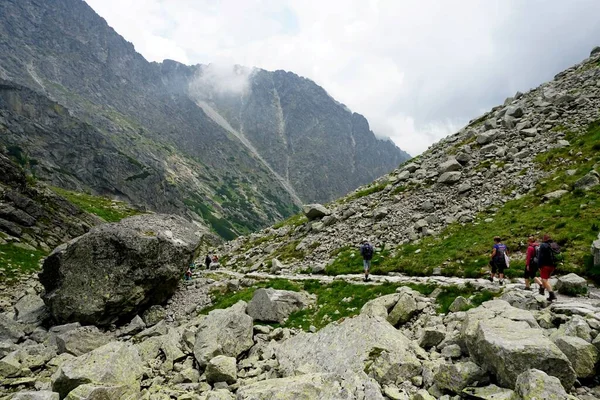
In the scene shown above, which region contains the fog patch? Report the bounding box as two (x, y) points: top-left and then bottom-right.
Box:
(189, 63), (255, 99)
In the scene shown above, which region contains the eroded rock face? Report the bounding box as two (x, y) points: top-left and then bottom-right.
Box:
(193, 301), (254, 368)
(276, 314), (422, 386)
(461, 300), (576, 389)
(40, 214), (201, 326)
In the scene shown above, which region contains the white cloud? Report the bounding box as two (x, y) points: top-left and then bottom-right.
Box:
(85, 0), (600, 155)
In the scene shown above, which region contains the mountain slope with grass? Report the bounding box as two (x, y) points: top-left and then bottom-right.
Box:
(218, 47), (600, 282)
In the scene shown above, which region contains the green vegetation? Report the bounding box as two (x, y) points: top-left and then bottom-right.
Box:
(343, 182), (388, 202)
(435, 284), (497, 314)
(326, 245), (391, 275)
(52, 187), (143, 223)
(273, 213), (308, 229)
(557, 285), (588, 297)
(0, 243), (46, 281)
(271, 240), (305, 263)
(184, 196), (237, 241)
(202, 278), (436, 330)
(320, 119), (600, 281)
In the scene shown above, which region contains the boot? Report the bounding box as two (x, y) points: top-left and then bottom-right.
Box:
(547, 291), (557, 302)
(538, 287), (545, 296)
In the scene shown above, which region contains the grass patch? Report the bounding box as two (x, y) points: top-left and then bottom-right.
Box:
(51, 187), (143, 222)
(271, 240), (305, 263)
(273, 213), (308, 229)
(201, 278), (436, 331)
(0, 243), (47, 281)
(326, 245), (391, 275)
(557, 285), (588, 297)
(436, 284), (497, 314)
(344, 182), (388, 202)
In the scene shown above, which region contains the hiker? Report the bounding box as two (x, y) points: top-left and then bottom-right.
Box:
(489, 236), (508, 285)
(360, 238), (374, 282)
(538, 234), (558, 302)
(184, 266), (193, 281)
(204, 254), (212, 270)
(524, 236), (539, 290)
(211, 254), (220, 268)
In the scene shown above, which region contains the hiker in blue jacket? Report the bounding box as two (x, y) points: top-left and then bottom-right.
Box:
(489, 236), (508, 285)
(360, 238), (374, 282)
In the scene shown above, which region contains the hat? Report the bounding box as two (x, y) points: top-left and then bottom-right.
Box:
(493, 236), (501, 241)
(362, 238), (369, 243)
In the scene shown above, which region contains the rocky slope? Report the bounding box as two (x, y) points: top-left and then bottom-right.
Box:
(218, 48), (600, 278)
(0, 0), (408, 239)
(0, 147), (105, 283)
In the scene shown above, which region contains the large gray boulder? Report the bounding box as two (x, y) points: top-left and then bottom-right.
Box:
(51, 341), (143, 399)
(193, 301), (254, 368)
(476, 130), (499, 145)
(387, 290), (419, 326)
(434, 361), (487, 394)
(206, 355), (237, 384)
(247, 288), (312, 324)
(515, 369), (569, 400)
(56, 326), (112, 356)
(555, 273), (588, 295)
(437, 171), (462, 184)
(39, 214), (201, 326)
(302, 204), (331, 221)
(438, 159), (462, 174)
(275, 314), (422, 387)
(236, 372), (384, 400)
(574, 170), (599, 191)
(461, 300), (576, 389)
(11, 392), (59, 400)
(553, 335), (599, 378)
(0, 313), (25, 343)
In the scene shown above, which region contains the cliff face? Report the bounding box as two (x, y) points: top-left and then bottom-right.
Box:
(0, 0), (408, 238)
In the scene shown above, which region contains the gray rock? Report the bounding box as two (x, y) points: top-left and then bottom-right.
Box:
(387, 292), (419, 327)
(404, 163), (420, 173)
(543, 190), (569, 201)
(142, 305), (166, 327)
(14, 294), (48, 324)
(434, 361), (487, 394)
(515, 369), (569, 400)
(56, 326), (111, 356)
(553, 335), (599, 378)
(592, 46), (600, 57)
(395, 170), (411, 182)
(247, 288), (311, 324)
(476, 130), (499, 145)
(461, 385), (515, 400)
(418, 328), (445, 349)
(303, 204), (331, 220)
(276, 314), (422, 386)
(360, 293), (401, 319)
(457, 183), (471, 194)
(555, 273), (588, 295)
(270, 258), (284, 274)
(0, 350), (21, 377)
(441, 344), (462, 359)
(51, 341), (143, 399)
(193, 301), (253, 368)
(439, 159), (462, 174)
(574, 170), (599, 191)
(206, 355), (237, 384)
(448, 296), (470, 313)
(520, 128), (538, 137)
(461, 300), (576, 389)
(455, 152), (471, 165)
(0, 313), (25, 343)
(236, 372), (385, 400)
(118, 315), (146, 337)
(11, 391), (60, 400)
(63, 384), (131, 399)
(593, 237), (600, 268)
(412, 389), (435, 400)
(437, 172), (462, 184)
(506, 105), (524, 118)
(40, 214), (201, 326)
(311, 264), (326, 274)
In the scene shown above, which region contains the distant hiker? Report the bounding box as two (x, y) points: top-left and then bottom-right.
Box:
(184, 266), (193, 281)
(204, 254), (212, 270)
(524, 236), (539, 290)
(489, 236), (508, 285)
(211, 254), (220, 268)
(538, 234), (559, 302)
(360, 239), (374, 282)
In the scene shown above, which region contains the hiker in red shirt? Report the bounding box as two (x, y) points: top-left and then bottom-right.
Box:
(524, 236), (540, 290)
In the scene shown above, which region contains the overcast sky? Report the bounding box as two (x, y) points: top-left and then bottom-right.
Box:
(85, 0), (600, 155)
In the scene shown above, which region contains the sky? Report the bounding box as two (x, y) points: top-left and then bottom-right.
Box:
(85, 0), (600, 156)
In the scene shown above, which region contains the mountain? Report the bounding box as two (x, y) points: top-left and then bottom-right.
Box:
(0, 0), (408, 239)
(218, 47), (600, 281)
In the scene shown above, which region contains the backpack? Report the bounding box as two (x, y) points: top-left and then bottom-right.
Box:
(540, 241), (562, 267)
(531, 245), (540, 268)
(550, 242), (563, 265)
(362, 243), (374, 259)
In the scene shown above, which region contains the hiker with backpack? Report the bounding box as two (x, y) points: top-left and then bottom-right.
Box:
(524, 236), (540, 290)
(360, 239), (374, 282)
(204, 254), (212, 270)
(489, 236), (508, 285)
(538, 234), (559, 302)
